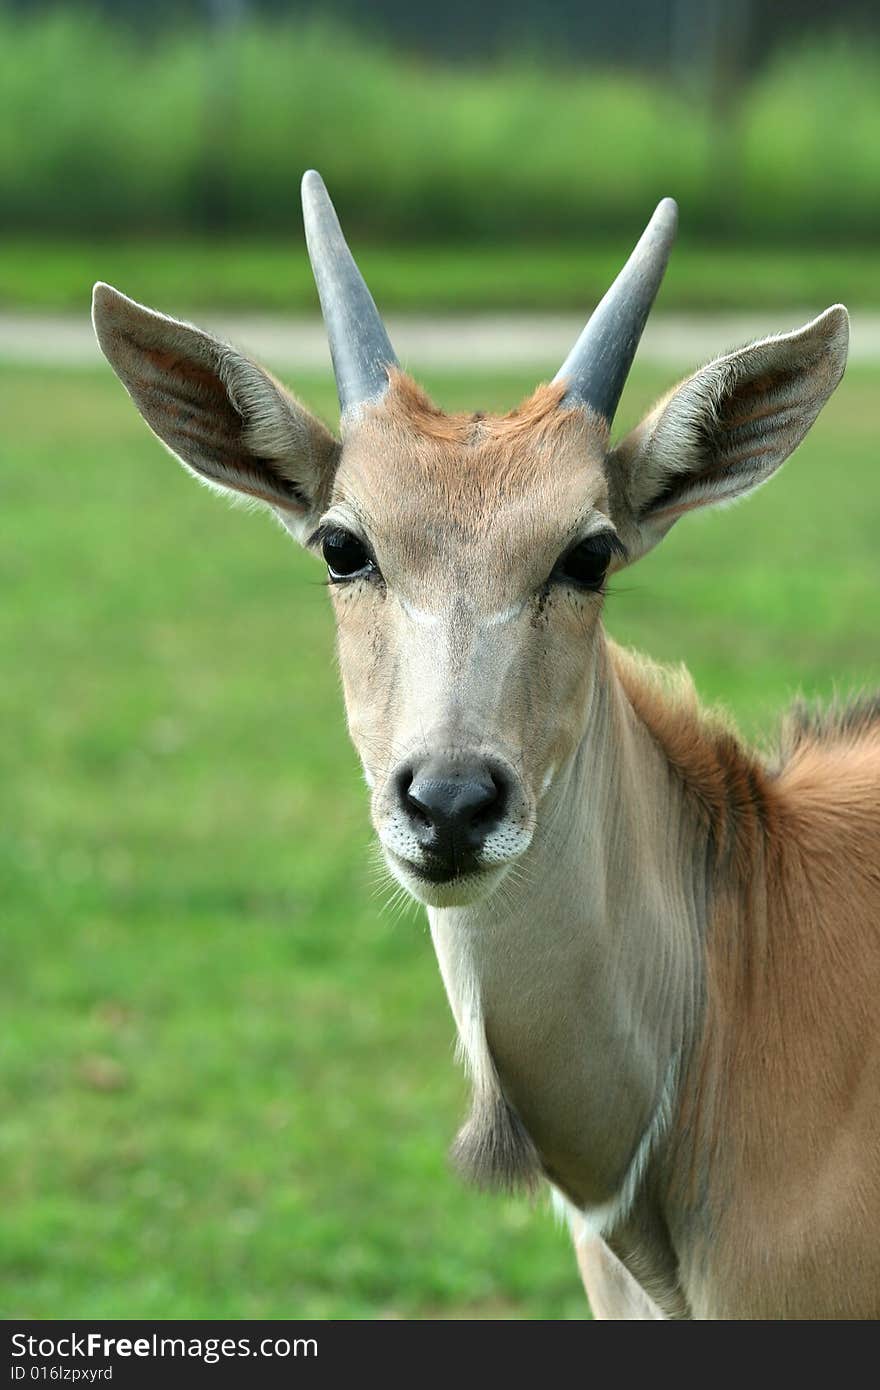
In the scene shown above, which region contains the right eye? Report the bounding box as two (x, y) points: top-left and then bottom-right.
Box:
(321, 527), (378, 582)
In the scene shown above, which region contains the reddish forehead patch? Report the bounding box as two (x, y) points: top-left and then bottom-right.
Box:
(334, 370), (610, 543)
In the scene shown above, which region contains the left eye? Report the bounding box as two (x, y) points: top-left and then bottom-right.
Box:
(550, 534), (620, 592)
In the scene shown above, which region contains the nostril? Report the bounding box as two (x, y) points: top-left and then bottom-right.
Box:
(471, 772), (505, 827)
(405, 790), (432, 829)
(395, 765), (429, 827)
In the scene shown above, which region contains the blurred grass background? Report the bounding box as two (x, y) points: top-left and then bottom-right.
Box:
(2, 0), (879, 1322)
(3, 10), (880, 242)
(6, 239), (880, 314)
(2, 8), (880, 310)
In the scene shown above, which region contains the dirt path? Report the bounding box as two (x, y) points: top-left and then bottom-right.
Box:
(3, 311), (880, 371)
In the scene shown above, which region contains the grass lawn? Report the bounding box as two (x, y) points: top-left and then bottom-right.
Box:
(2, 359), (878, 1320)
(3, 239), (880, 315)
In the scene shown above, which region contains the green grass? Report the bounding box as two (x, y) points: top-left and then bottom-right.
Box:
(2, 360), (878, 1319)
(5, 238), (880, 314)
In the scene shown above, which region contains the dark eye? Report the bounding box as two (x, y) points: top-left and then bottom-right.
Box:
(321, 528), (377, 582)
(550, 532), (623, 593)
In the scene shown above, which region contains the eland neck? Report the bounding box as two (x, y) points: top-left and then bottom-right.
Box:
(428, 634), (708, 1228)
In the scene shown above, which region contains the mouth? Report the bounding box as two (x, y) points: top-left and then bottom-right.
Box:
(385, 850), (503, 907)
(400, 856), (480, 884)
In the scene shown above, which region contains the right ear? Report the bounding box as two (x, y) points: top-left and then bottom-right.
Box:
(92, 283), (339, 541)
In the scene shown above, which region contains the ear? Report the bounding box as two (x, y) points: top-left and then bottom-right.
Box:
(609, 305), (849, 559)
(92, 283), (339, 541)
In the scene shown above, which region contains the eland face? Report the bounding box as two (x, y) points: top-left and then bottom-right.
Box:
(321, 373), (620, 905)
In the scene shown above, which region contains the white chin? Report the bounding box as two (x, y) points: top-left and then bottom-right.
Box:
(386, 854), (507, 908)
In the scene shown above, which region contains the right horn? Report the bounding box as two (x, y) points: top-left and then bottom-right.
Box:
(553, 197), (678, 425)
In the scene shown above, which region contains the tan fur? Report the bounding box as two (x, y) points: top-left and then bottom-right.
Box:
(381, 369), (592, 448)
(341, 370), (609, 541)
(609, 646), (880, 1317)
(612, 645), (778, 881)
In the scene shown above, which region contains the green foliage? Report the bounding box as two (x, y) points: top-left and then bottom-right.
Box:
(2, 10), (880, 241)
(1, 360), (878, 1318)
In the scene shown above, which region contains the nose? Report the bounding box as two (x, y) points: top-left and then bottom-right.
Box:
(395, 756), (508, 875)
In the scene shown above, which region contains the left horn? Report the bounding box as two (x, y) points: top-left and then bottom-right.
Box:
(301, 170), (399, 416)
(553, 197), (678, 424)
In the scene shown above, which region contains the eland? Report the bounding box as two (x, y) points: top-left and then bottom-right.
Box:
(92, 172), (880, 1319)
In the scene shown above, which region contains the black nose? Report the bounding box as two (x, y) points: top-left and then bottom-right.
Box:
(397, 756), (507, 875)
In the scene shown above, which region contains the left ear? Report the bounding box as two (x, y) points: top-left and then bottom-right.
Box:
(609, 305), (849, 558)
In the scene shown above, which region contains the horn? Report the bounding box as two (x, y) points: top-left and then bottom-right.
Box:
(301, 170), (398, 415)
(553, 197), (678, 423)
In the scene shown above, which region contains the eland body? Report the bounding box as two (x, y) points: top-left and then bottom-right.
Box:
(93, 173), (880, 1319)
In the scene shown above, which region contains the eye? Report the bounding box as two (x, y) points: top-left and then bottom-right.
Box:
(550, 532), (623, 593)
(321, 527), (378, 582)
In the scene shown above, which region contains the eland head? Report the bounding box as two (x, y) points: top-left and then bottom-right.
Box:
(91, 171), (846, 911)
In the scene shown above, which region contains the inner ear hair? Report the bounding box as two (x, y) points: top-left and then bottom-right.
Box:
(91, 282), (339, 526)
(616, 304), (849, 529)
